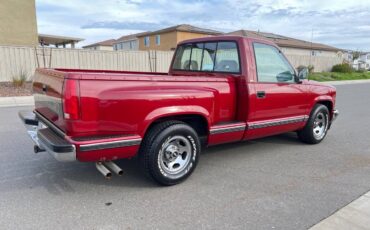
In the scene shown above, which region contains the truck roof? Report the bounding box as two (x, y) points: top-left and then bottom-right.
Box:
(177, 35), (275, 46)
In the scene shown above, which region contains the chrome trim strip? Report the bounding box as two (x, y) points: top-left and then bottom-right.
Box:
(79, 138), (142, 152)
(248, 115), (309, 130)
(34, 111), (66, 137)
(210, 125), (246, 135)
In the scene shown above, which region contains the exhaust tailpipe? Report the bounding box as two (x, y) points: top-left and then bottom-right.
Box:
(96, 162), (112, 179)
(103, 161), (123, 176)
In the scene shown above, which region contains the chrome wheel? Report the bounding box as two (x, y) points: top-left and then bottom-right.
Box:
(313, 112), (328, 140)
(159, 136), (192, 175)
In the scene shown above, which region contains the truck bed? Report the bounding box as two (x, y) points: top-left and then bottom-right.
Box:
(33, 68), (237, 139)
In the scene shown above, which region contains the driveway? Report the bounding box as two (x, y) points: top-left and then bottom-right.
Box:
(0, 83), (369, 230)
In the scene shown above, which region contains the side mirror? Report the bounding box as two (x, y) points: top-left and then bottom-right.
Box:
(297, 67), (309, 80)
(276, 71), (294, 82)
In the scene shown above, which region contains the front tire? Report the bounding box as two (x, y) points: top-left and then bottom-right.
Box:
(298, 104), (329, 144)
(139, 121), (201, 186)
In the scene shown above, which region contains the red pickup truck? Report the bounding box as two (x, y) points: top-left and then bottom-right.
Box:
(19, 35), (338, 185)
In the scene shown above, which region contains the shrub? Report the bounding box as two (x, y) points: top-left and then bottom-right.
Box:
(308, 65), (314, 73)
(331, 63), (353, 73)
(297, 65), (314, 74)
(12, 69), (28, 87)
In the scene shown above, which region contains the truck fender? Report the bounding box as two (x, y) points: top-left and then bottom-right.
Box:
(139, 106), (211, 137)
(310, 96), (334, 115)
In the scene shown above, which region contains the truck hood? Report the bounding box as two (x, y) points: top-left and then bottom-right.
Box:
(305, 80), (336, 90)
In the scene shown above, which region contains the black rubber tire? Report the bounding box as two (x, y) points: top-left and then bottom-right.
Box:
(139, 121), (201, 186)
(298, 104), (329, 144)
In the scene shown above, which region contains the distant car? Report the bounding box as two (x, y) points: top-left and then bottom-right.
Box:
(19, 35), (339, 185)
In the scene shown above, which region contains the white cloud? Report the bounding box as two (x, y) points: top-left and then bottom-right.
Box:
(35, 0), (370, 50)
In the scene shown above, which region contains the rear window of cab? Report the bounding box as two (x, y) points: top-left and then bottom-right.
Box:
(172, 41), (241, 74)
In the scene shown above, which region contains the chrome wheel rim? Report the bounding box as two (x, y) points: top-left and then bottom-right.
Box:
(159, 136), (192, 175)
(313, 112), (328, 140)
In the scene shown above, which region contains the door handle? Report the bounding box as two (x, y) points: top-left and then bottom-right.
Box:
(257, 91), (266, 98)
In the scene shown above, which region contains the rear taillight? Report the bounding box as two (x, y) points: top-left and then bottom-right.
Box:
(62, 79), (80, 120)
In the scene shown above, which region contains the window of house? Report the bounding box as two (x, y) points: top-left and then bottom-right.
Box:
(155, 35), (160, 45)
(144, 36), (150, 47)
(311, 50), (322, 56)
(253, 43), (295, 83)
(172, 41), (240, 73)
(367, 55), (370, 60)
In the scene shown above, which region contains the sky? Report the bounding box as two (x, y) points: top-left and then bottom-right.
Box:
(35, 0), (370, 51)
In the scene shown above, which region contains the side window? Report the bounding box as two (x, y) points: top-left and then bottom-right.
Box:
(253, 43), (295, 83)
(155, 35), (160, 45)
(144, 36), (150, 47)
(214, 42), (240, 73)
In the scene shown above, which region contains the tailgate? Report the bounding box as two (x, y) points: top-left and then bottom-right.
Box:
(33, 69), (66, 132)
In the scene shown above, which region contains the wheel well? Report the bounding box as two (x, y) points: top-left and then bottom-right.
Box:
(317, 101), (333, 118)
(146, 115), (209, 138)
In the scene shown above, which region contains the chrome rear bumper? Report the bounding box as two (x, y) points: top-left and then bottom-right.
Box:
(18, 110), (76, 162)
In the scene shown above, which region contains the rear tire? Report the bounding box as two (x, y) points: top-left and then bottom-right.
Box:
(298, 104), (329, 144)
(139, 121), (200, 186)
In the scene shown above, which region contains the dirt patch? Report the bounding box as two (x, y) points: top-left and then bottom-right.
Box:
(0, 82), (33, 97)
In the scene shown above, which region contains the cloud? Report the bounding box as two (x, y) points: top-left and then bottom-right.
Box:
(36, 0), (370, 50)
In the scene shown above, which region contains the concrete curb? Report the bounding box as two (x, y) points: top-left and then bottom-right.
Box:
(310, 190), (370, 230)
(322, 79), (370, 85)
(0, 96), (34, 107)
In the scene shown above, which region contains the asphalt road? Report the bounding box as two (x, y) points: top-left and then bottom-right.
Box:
(1, 83), (370, 230)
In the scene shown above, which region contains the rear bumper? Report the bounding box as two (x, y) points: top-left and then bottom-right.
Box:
(19, 110), (142, 162)
(18, 110), (76, 162)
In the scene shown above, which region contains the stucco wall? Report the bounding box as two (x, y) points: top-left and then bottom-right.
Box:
(280, 47), (340, 58)
(85, 45), (114, 51)
(114, 40), (139, 51)
(139, 31), (214, 51)
(0, 0), (38, 46)
(176, 32), (213, 43)
(139, 31), (178, 51)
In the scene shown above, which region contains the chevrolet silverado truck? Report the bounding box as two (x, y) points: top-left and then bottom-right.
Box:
(19, 35), (339, 185)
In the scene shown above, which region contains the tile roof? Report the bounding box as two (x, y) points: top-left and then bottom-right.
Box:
(114, 32), (150, 44)
(227, 30), (341, 52)
(82, 39), (116, 48)
(137, 24), (223, 37)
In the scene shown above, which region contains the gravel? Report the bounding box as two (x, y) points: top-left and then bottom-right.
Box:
(0, 82), (33, 97)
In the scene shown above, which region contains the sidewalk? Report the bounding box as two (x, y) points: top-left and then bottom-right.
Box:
(310, 191), (370, 230)
(0, 96), (34, 107)
(322, 79), (370, 85)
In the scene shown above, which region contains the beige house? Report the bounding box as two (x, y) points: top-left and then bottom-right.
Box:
(227, 30), (343, 58)
(83, 39), (116, 51)
(137, 24), (222, 51)
(0, 0), (38, 46)
(113, 32), (149, 51)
